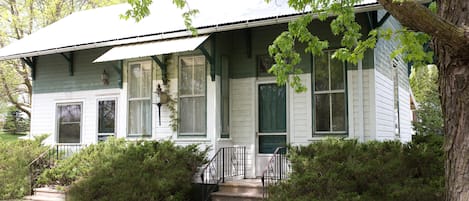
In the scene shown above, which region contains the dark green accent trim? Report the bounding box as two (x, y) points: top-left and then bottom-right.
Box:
(376, 12), (391, 28)
(246, 29), (252, 59)
(61, 52), (74, 76)
(151, 55), (168, 85)
(366, 11), (375, 30)
(112, 61), (123, 88)
(198, 40), (215, 81)
(22, 57), (37, 80)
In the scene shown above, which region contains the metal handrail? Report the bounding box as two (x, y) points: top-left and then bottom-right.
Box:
(200, 146), (246, 201)
(261, 147), (290, 198)
(28, 144), (85, 195)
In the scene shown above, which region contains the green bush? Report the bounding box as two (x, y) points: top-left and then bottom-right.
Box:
(39, 138), (207, 201)
(0, 135), (48, 200)
(268, 136), (444, 201)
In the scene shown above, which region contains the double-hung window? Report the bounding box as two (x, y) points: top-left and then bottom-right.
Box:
(313, 51), (347, 135)
(179, 56), (206, 136)
(128, 61), (152, 136)
(56, 103), (82, 143)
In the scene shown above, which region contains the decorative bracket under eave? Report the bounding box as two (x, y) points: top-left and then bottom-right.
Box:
(151, 55), (168, 85)
(21, 56), (37, 80)
(199, 42), (215, 81)
(112, 60), (123, 88)
(61, 52), (74, 76)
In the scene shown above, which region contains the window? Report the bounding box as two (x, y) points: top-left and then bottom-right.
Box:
(128, 61), (152, 136)
(56, 103), (82, 143)
(313, 51), (347, 135)
(393, 61), (400, 138)
(98, 99), (116, 141)
(179, 56), (206, 136)
(221, 56), (230, 138)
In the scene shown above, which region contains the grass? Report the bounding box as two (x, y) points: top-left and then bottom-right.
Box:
(0, 132), (27, 142)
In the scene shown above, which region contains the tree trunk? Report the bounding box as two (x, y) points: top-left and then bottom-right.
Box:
(379, 0), (469, 200)
(435, 0), (469, 200)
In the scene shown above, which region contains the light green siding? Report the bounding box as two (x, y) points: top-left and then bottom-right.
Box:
(33, 47), (120, 94)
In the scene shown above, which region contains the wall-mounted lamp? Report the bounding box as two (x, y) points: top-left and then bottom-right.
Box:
(155, 84), (169, 125)
(101, 70), (109, 85)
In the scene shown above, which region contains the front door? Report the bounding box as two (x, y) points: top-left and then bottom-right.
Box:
(256, 83), (287, 176)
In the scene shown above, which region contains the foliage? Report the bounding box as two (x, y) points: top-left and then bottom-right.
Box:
(3, 106), (29, 134)
(410, 65), (443, 135)
(0, 136), (48, 200)
(268, 137), (444, 201)
(39, 138), (207, 201)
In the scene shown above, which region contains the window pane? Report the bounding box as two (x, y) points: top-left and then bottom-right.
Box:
(57, 104), (81, 143)
(331, 93), (346, 131)
(141, 65), (152, 98)
(128, 100), (151, 135)
(314, 53), (329, 91)
(193, 64), (205, 95)
(98, 100), (115, 133)
(259, 135), (286, 154)
(179, 97), (205, 134)
(315, 94), (330, 131)
(129, 64), (142, 98)
(330, 58), (344, 90)
(259, 84), (286, 133)
(180, 60), (193, 95)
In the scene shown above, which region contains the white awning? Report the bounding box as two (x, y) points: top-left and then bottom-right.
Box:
(93, 35), (210, 63)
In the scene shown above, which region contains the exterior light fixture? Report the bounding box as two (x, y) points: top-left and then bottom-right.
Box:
(155, 84), (169, 125)
(101, 70), (109, 85)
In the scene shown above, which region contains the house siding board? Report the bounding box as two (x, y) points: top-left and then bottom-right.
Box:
(289, 74), (312, 146)
(33, 47), (119, 94)
(347, 69), (375, 141)
(30, 89), (121, 145)
(373, 10), (412, 142)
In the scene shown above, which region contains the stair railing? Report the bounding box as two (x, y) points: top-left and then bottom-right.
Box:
(200, 146), (246, 201)
(261, 147), (290, 198)
(28, 144), (85, 195)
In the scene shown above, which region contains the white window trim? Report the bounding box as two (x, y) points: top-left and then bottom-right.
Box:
(55, 102), (83, 144)
(313, 50), (348, 135)
(127, 60), (152, 137)
(178, 55), (207, 137)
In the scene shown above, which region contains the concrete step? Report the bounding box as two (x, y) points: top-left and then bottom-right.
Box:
(210, 191), (263, 201)
(33, 188), (65, 199)
(211, 179), (264, 201)
(23, 187), (65, 201)
(218, 179), (263, 195)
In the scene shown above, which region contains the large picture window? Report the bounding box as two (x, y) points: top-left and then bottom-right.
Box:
(128, 61), (152, 136)
(313, 51), (347, 135)
(179, 56), (206, 136)
(56, 103), (82, 143)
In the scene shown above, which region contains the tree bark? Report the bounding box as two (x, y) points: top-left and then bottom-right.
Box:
(379, 0), (469, 200)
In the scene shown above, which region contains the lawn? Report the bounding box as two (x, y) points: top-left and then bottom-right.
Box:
(0, 132), (27, 142)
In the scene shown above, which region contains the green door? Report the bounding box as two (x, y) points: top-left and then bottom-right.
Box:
(258, 84), (287, 154)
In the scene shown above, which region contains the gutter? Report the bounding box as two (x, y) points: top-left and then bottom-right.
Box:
(0, 3), (382, 60)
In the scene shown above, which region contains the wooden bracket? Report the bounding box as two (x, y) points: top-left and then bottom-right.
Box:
(61, 52), (74, 76)
(151, 55), (168, 85)
(21, 57), (37, 80)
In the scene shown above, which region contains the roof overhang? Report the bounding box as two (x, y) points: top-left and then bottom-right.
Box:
(0, 2), (383, 61)
(93, 35), (210, 62)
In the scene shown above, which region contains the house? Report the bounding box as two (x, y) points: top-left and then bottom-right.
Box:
(0, 0), (413, 179)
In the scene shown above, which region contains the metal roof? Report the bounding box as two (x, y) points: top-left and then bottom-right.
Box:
(0, 0), (379, 60)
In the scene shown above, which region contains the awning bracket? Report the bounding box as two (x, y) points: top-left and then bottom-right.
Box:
(199, 42), (215, 81)
(151, 55), (168, 85)
(21, 57), (37, 80)
(376, 12), (391, 28)
(61, 52), (74, 76)
(112, 61), (123, 88)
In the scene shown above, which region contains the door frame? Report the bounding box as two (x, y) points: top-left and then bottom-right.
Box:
(254, 79), (289, 177)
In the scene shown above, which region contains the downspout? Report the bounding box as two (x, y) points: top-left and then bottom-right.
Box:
(358, 60), (365, 142)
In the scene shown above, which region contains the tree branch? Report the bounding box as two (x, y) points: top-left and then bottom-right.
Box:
(378, 0), (469, 55)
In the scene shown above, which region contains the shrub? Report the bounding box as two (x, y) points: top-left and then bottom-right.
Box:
(268, 136), (444, 201)
(39, 138), (207, 201)
(0, 135), (48, 200)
